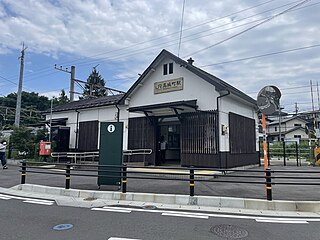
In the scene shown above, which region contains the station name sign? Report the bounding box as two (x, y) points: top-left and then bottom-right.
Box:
(154, 77), (184, 94)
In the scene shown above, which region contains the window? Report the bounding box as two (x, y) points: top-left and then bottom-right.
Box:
(294, 135), (301, 138)
(163, 62), (173, 75)
(275, 127), (277, 132)
(294, 123), (302, 127)
(163, 64), (168, 75)
(169, 62), (173, 74)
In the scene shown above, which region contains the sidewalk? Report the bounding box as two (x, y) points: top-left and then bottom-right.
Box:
(1, 184), (320, 217)
(1, 161), (320, 215)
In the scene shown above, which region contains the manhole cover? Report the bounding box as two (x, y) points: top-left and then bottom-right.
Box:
(142, 205), (157, 210)
(53, 224), (74, 231)
(210, 225), (248, 239)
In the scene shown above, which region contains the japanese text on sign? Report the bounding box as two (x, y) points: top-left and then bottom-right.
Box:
(154, 77), (184, 94)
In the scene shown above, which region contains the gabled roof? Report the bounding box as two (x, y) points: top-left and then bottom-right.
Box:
(119, 49), (256, 106)
(44, 94), (124, 113)
(268, 126), (306, 136)
(268, 115), (308, 126)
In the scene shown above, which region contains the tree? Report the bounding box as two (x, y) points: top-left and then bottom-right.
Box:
(0, 92), (50, 126)
(82, 68), (106, 99)
(10, 126), (36, 158)
(53, 89), (69, 107)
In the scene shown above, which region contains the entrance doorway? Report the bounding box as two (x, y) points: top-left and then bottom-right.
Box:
(157, 117), (181, 165)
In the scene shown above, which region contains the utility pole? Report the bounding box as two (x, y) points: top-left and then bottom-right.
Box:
(317, 81), (320, 111)
(54, 65), (75, 101)
(311, 80), (316, 133)
(14, 43), (27, 127)
(278, 106), (281, 141)
(295, 102), (299, 115)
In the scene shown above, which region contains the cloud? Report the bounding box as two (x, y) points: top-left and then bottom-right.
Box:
(0, 0), (319, 113)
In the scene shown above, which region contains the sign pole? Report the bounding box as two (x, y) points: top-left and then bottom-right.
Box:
(262, 113), (268, 169)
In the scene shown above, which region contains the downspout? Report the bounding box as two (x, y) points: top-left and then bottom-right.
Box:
(75, 110), (80, 150)
(115, 102), (120, 122)
(216, 90), (230, 168)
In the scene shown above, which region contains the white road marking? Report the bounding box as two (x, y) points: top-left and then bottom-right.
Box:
(0, 196), (11, 200)
(92, 208), (131, 213)
(0, 193), (54, 204)
(161, 213), (209, 219)
(93, 206), (320, 224)
(255, 219), (309, 224)
(23, 200), (54, 205)
(108, 238), (141, 240)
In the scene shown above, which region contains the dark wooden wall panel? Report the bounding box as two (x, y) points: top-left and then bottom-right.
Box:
(127, 117), (156, 164)
(181, 111), (218, 166)
(229, 113), (256, 154)
(78, 120), (99, 151)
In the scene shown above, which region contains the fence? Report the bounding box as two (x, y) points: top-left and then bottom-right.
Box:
(19, 160), (320, 201)
(259, 141), (315, 166)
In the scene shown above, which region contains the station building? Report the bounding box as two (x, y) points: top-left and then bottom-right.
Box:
(45, 49), (259, 168)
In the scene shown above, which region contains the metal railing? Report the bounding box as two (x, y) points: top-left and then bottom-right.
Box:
(19, 160), (320, 201)
(123, 149), (152, 164)
(51, 149), (152, 164)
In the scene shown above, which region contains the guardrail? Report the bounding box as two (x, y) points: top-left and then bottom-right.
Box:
(19, 160), (320, 201)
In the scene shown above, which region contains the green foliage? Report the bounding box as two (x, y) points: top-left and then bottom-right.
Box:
(0, 91), (51, 126)
(52, 89), (70, 107)
(81, 68), (106, 99)
(10, 126), (36, 158)
(260, 140), (314, 161)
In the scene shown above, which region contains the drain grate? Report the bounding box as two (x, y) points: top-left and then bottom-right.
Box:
(142, 205), (157, 210)
(210, 225), (248, 239)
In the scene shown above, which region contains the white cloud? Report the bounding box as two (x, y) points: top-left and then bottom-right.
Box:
(0, 0), (319, 113)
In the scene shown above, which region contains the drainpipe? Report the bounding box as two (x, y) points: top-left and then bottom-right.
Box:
(115, 103), (120, 122)
(75, 110), (80, 150)
(216, 89), (230, 168)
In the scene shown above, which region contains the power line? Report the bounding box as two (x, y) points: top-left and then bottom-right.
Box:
(177, 0), (186, 57)
(184, 0), (312, 57)
(73, 1), (318, 69)
(0, 0), (317, 98)
(0, 1), (313, 84)
(200, 43), (320, 67)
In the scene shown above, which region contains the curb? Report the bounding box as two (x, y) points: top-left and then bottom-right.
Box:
(10, 184), (320, 213)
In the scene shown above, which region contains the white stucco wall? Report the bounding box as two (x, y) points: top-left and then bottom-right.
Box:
(46, 105), (128, 150)
(46, 55), (258, 153)
(219, 95), (258, 151)
(127, 56), (258, 152)
(128, 57), (219, 111)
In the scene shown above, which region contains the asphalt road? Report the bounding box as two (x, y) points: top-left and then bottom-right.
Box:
(1, 164), (320, 201)
(0, 197), (320, 240)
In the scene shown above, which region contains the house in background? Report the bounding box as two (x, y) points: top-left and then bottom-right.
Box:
(267, 116), (308, 142)
(45, 49), (259, 168)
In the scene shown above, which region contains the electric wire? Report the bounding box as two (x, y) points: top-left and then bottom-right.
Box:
(184, 0), (312, 57)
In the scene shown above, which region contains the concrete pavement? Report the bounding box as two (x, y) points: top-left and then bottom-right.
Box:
(1, 161), (320, 216)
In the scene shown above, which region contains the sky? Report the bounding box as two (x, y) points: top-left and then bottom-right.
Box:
(0, 0), (319, 114)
